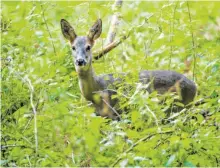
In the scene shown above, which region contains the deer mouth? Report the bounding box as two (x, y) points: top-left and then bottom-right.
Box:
(76, 62), (86, 67)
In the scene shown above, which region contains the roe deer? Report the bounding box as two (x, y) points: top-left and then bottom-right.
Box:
(60, 19), (197, 120)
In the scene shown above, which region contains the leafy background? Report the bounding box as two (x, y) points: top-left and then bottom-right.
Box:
(1, 1), (219, 167)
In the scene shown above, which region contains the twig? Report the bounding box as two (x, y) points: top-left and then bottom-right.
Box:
(40, 3), (57, 56)
(185, 95), (214, 107)
(22, 115), (34, 133)
(1, 144), (26, 149)
(93, 34), (128, 60)
(111, 130), (173, 167)
(26, 155), (32, 167)
(102, 98), (122, 120)
(154, 137), (170, 149)
(103, 89), (131, 99)
(145, 105), (159, 128)
(187, 2), (197, 81)
(72, 102), (93, 109)
(25, 77), (38, 154)
(163, 108), (187, 121)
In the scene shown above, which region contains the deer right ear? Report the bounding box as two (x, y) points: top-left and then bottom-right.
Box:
(60, 19), (77, 42)
(88, 19), (102, 41)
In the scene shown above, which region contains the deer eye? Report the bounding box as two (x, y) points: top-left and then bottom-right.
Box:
(72, 46), (76, 51)
(86, 45), (91, 51)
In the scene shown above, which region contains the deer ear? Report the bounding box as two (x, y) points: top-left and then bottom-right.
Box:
(60, 19), (77, 42)
(88, 19), (102, 41)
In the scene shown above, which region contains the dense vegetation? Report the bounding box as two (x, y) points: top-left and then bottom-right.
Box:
(1, 1), (219, 167)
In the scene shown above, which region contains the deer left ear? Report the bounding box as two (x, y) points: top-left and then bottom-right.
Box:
(60, 19), (77, 43)
(88, 19), (102, 41)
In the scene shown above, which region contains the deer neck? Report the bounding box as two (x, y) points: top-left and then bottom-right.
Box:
(77, 65), (100, 101)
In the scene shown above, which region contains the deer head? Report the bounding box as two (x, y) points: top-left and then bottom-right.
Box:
(60, 19), (102, 73)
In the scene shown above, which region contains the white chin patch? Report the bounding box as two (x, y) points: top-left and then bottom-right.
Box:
(75, 64), (89, 71)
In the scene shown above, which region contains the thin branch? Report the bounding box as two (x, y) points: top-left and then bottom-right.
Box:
(187, 2), (197, 81)
(145, 105), (159, 128)
(185, 95), (213, 107)
(154, 137), (170, 149)
(26, 155), (32, 167)
(102, 98), (122, 120)
(93, 34), (129, 60)
(111, 130), (173, 167)
(22, 115), (34, 133)
(1, 144), (27, 149)
(40, 3), (57, 56)
(25, 77), (38, 154)
(103, 89), (131, 99)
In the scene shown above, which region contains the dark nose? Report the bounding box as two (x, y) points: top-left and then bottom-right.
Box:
(76, 59), (86, 66)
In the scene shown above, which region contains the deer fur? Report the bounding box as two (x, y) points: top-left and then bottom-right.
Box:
(60, 19), (197, 120)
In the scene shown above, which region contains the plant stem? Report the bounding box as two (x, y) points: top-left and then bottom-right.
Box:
(105, 0), (123, 46)
(40, 3), (57, 56)
(187, 2), (197, 81)
(111, 130), (173, 167)
(169, 2), (178, 70)
(25, 77), (38, 158)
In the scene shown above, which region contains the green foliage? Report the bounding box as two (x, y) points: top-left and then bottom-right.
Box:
(1, 1), (219, 167)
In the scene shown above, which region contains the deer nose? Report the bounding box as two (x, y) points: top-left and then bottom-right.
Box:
(76, 59), (86, 66)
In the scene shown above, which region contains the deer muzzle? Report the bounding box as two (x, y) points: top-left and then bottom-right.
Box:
(75, 59), (86, 66)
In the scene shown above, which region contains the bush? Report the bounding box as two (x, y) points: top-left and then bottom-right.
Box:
(1, 1), (219, 167)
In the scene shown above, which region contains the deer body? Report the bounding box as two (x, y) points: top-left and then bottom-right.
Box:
(78, 66), (119, 119)
(61, 19), (197, 119)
